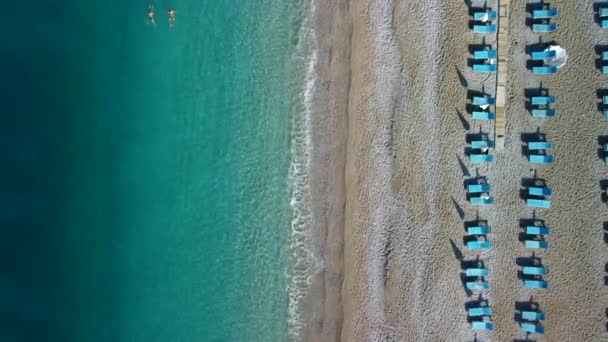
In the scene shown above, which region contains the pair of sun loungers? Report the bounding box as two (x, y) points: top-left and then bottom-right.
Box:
(527, 140), (554, 165)
(600, 7), (608, 28)
(520, 309), (546, 335)
(530, 49), (559, 75)
(466, 223), (491, 250)
(526, 185), (552, 209)
(471, 48), (497, 73)
(525, 224), (551, 250)
(531, 8), (558, 33)
(472, 10), (497, 34)
(468, 182), (493, 206)
(530, 95), (557, 117)
(468, 305), (494, 331)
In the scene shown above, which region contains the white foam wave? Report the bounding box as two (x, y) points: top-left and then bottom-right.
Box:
(286, 1), (320, 340)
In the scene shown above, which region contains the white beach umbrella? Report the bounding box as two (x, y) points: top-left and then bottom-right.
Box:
(544, 45), (567, 69)
(481, 13), (490, 23)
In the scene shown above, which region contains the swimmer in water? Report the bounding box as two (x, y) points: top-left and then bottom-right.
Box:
(148, 5), (155, 25)
(168, 9), (175, 26)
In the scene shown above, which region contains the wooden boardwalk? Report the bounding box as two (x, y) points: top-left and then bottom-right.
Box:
(495, 0), (510, 150)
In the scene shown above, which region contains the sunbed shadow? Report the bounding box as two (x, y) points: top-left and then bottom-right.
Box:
(516, 255), (543, 281)
(465, 295), (489, 322)
(604, 222), (608, 243)
(524, 86), (549, 113)
(593, 3), (604, 25)
(466, 89), (490, 114)
(515, 297), (540, 323)
(451, 196), (465, 220)
(519, 217), (543, 243)
(461, 256), (483, 271)
(456, 66), (469, 89)
(457, 154), (471, 177)
(598, 137), (608, 162)
(600, 178), (608, 191)
(520, 177), (547, 201)
(516, 254), (541, 267)
(468, 40), (490, 55)
(456, 108), (470, 130)
(460, 272), (474, 297)
(521, 131), (545, 158)
(596, 46), (608, 71)
(597, 89), (608, 112)
(465, 219), (488, 233)
(513, 339), (535, 342)
(466, 131), (489, 144)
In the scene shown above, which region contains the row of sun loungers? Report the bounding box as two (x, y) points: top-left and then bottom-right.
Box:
(464, 6), (497, 334)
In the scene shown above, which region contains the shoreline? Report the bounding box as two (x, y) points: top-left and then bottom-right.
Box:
(298, 0), (351, 341)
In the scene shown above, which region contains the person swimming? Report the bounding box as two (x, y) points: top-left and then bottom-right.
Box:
(148, 5), (155, 25)
(168, 9), (175, 26)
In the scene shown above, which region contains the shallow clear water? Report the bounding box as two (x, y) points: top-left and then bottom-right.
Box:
(2, 1), (306, 341)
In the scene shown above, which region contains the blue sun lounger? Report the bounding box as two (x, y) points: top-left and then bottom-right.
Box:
(531, 109), (556, 117)
(602, 52), (608, 61)
(470, 196), (493, 206)
(521, 322), (545, 335)
(468, 184), (491, 193)
(531, 50), (556, 60)
(472, 96), (495, 106)
(602, 20), (608, 28)
(467, 226), (490, 235)
(466, 281), (490, 291)
(466, 268), (489, 277)
(528, 142), (553, 150)
(526, 226), (551, 235)
(525, 280), (549, 289)
(526, 240), (549, 249)
(533, 23), (557, 33)
(603, 66), (608, 74)
(529, 154), (554, 164)
(470, 154), (493, 163)
(473, 64), (497, 73)
(471, 321), (494, 331)
(473, 50), (498, 59)
(474, 25), (497, 34)
(603, 96), (608, 104)
(521, 311), (546, 321)
(473, 11), (498, 21)
(527, 199), (551, 209)
(523, 266), (548, 276)
(471, 140), (494, 149)
(467, 240), (492, 250)
(601, 8), (608, 17)
(472, 111), (496, 120)
(531, 96), (556, 105)
(532, 8), (558, 19)
(528, 186), (552, 196)
(532, 66), (557, 75)
(469, 307), (493, 317)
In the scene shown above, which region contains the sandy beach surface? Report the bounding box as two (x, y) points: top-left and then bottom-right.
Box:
(305, 0), (608, 341)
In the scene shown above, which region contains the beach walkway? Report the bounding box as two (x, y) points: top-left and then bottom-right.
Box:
(495, 0), (510, 150)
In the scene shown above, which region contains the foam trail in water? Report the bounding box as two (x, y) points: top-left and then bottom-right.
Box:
(286, 0), (320, 340)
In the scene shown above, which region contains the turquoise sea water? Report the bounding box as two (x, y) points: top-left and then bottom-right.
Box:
(3, 1), (311, 341)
